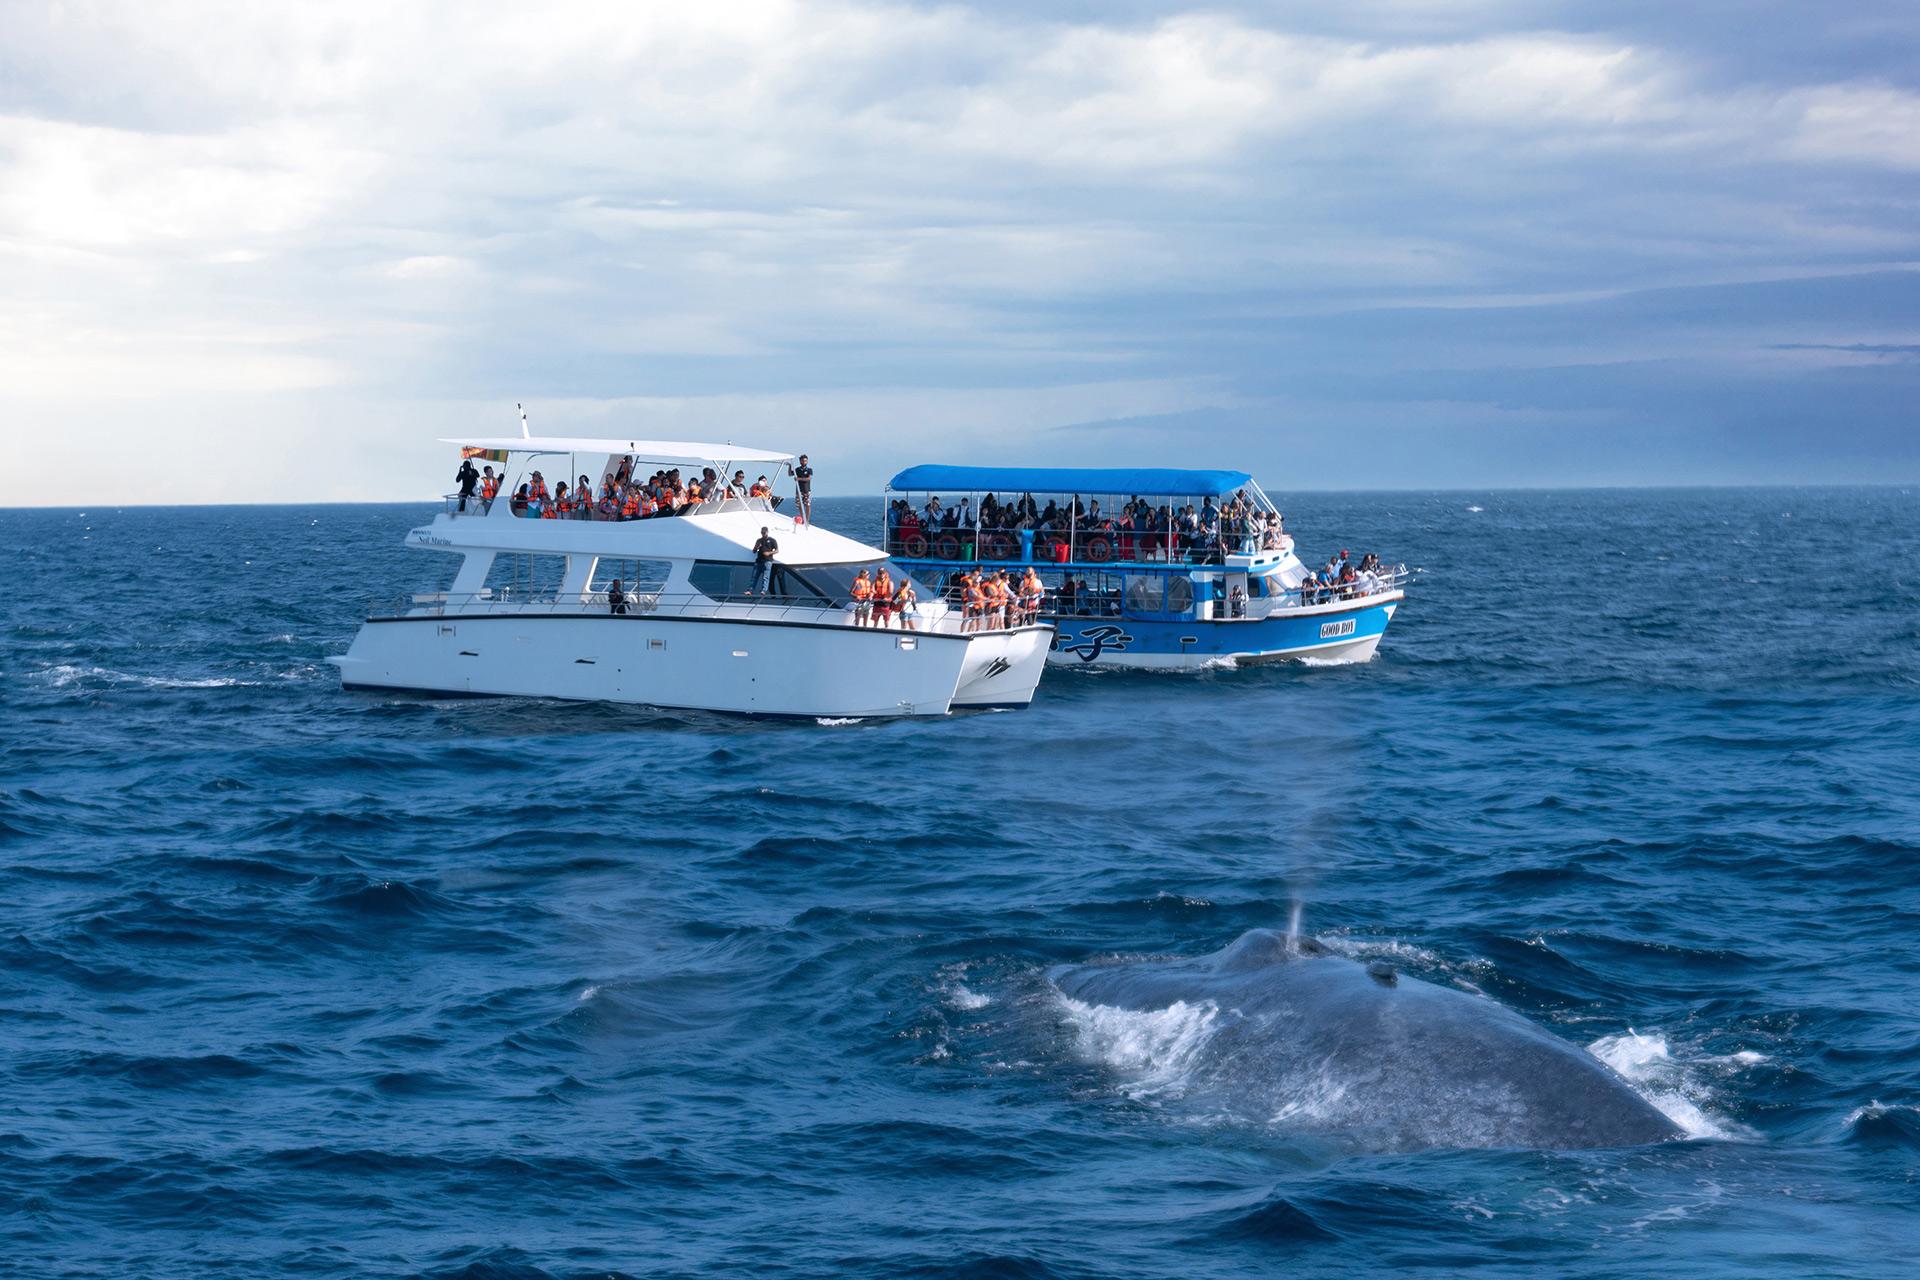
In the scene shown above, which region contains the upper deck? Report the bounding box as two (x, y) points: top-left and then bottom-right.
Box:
(882, 463), (1291, 571)
(427, 433), (881, 567)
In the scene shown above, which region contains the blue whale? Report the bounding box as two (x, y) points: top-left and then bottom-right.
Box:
(1050, 929), (1684, 1153)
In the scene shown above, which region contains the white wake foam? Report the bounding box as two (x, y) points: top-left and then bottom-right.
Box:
(1057, 994), (1222, 1099)
(29, 664), (255, 690)
(947, 984), (991, 1011)
(1587, 1030), (1748, 1140)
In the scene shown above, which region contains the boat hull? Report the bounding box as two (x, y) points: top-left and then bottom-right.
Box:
(1046, 598), (1398, 670)
(331, 613), (1052, 718)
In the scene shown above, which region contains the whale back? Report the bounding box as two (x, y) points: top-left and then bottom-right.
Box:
(1050, 930), (1683, 1153)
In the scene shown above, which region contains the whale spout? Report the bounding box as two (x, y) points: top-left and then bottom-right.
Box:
(1050, 930), (1685, 1153)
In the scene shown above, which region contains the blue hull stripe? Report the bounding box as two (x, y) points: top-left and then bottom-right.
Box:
(1045, 601), (1393, 663)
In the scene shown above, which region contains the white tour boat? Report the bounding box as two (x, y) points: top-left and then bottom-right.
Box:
(330, 435), (1053, 718)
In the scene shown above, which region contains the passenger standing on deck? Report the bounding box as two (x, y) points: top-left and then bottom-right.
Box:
(751, 527), (779, 596)
(479, 467), (500, 513)
(791, 455), (814, 523)
(455, 457), (479, 512)
(608, 579), (628, 615)
(850, 568), (873, 626)
(894, 578), (918, 631)
(872, 566), (894, 628)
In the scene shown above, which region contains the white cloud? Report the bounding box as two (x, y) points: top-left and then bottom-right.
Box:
(1, 2), (1916, 499)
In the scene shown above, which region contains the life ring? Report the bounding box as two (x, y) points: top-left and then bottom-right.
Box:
(902, 532), (928, 558)
(1083, 535), (1114, 563)
(933, 533), (961, 560)
(983, 532), (1013, 561)
(1035, 535), (1062, 562)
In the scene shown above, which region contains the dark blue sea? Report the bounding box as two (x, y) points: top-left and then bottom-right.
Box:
(4, 488), (1918, 1278)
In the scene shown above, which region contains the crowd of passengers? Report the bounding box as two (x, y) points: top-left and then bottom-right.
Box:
(792, 565), (1047, 632)
(884, 489), (1287, 562)
(460, 458), (780, 520)
(936, 549), (1390, 620)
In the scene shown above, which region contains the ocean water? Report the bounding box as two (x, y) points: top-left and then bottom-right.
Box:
(3, 487), (1918, 1278)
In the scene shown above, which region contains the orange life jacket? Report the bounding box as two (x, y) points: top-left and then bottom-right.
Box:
(874, 573), (892, 599)
(751, 482), (770, 498)
(851, 577), (872, 601)
(530, 479), (548, 501)
(622, 494), (640, 517)
(481, 477), (499, 499)
(540, 505), (556, 520)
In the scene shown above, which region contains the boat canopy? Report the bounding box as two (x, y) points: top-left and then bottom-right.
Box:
(443, 436), (794, 467)
(887, 465), (1254, 499)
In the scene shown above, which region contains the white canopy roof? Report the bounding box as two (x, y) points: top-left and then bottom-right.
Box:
(444, 436), (794, 467)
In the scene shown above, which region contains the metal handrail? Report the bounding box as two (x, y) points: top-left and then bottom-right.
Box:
(883, 522), (1292, 566)
(371, 589), (1043, 637)
(928, 567), (1409, 618)
(440, 492), (784, 519)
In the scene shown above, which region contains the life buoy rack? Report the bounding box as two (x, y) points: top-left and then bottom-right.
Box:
(983, 532), (1014, 561)
(1083, 535), (1114, 563)
(902, 532), (929, 558)
(932, 532), (961, 560)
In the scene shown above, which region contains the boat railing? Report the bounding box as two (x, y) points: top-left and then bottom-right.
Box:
(373, 589), (1038, 637)
(439, 492), (784, 519)
(881, 523), (1291, 567)
(919, 566), (1409, 618)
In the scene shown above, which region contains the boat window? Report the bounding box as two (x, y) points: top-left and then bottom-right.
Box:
(590, 558), (672, 593)
(689, 560), (839, 604)
(784, 560), (938, 603)
(1124, 576), (1164, 613)
(1164, 577), (1194, 613)
(483, 554), (568, 599)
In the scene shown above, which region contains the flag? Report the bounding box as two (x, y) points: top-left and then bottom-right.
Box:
(462, 447), (509, 462)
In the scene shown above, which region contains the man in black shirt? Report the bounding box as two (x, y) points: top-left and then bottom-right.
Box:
(791, 454), (813, 523)
(455, 458), (479, 511)
(751, 527), (779, 596)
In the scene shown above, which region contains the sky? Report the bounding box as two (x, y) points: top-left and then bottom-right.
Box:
(3, 0), (1917, 504)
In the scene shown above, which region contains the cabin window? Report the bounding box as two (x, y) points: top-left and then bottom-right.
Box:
(482, 553), (568, 600)
(782, 561), (938, 605)
(689, 560), (839, 604)
(590, 558), (672, 594)
(1124, 576), (1164, 613)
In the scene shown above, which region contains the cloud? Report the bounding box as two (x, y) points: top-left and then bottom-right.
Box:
(2, 1), (1918, 500)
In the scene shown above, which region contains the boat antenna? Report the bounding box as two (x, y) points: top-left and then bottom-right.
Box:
(518, 403), (530, 439)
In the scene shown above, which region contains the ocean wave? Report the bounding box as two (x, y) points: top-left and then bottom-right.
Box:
(1841, 1103), (1920, 1149)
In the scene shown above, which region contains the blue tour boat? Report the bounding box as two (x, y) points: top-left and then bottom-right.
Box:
(882, 465), (1408, 669)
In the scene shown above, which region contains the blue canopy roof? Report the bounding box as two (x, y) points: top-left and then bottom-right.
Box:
(887, 464), (1254, 499)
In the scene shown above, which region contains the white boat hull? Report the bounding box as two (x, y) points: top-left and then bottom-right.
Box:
(330, 613), (1051, 718)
